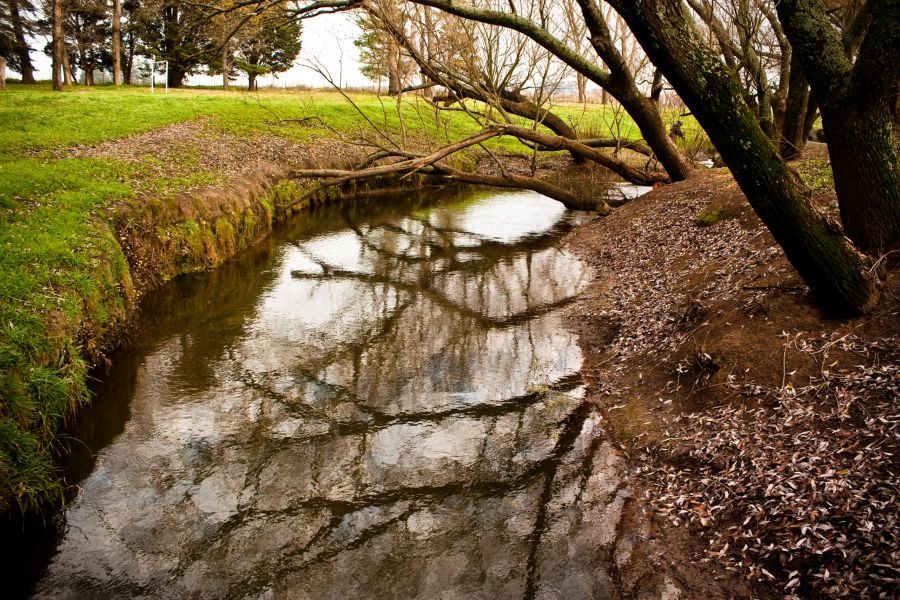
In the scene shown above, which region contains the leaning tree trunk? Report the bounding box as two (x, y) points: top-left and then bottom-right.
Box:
(381, 15), (590, 165)
(575, 0), (693, 180)
(409, 0), (694, 181)
(8, 0), (36, 83)
(606, 0), (877, 314)
(112, 0), (122, 85)
(497, 91), (585, 164)
(777, 0), (900, 253)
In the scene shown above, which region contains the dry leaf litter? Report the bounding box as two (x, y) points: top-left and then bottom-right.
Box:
(568, 175), (899, 598)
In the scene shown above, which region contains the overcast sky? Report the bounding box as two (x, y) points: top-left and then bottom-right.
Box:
(22, 12), (373, 89)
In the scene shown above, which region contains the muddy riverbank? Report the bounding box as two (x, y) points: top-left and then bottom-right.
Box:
(563, 167), (899, 598)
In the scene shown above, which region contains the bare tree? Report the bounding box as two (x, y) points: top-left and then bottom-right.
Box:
(397, 0), (693, 180)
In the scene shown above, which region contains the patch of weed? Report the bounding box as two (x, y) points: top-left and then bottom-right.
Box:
(696, 207), (726, 227)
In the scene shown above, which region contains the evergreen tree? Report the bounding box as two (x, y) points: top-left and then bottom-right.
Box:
(134, 0), (213, 87)
(0, 0), (37, 82)
(66, 0), (111, 84)
(233, 9), (301, 91)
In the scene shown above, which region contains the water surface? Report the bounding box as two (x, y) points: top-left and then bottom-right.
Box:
(20, 188), (628, 599)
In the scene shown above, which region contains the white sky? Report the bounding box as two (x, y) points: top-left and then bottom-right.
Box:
(21, 12), (374, 89)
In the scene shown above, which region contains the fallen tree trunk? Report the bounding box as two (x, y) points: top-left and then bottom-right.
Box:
(578, 137), (654, 157)
(288, 162), (611, 213)
(425, 165), (611, 213)
(283, 124), (668, 212)
(499, 124), (669, 185)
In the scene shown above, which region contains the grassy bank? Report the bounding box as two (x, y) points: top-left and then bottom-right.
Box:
(0, 83), (692, 514)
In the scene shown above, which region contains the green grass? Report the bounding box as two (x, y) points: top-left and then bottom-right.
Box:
(793, 158), (834, 191)
(695, 207), (726, 227)
(0, 82), (681, 514)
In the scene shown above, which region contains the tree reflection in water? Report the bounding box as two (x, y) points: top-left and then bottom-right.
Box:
(30, 190), (633, 600)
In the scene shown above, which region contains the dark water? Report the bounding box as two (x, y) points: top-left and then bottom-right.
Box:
(10, 188), (632, 599)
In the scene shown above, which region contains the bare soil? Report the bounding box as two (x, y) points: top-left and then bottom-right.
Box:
(68, 119), (362, 181)
(563, 160), (899, 599)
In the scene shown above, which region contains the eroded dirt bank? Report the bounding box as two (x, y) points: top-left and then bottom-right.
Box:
(77, 120), (424, 360)
(563, 166), (899, 599)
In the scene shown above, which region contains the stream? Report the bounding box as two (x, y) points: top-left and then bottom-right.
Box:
(11, 187), (637, 599)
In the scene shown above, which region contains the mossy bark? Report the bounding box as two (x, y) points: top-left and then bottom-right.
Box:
(606, 0), (877, 314)
(777, 0), (900, 252)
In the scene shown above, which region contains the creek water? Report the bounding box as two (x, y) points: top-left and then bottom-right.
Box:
(12, 187), (633, 599)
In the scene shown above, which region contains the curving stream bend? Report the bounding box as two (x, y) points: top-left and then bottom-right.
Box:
(20, 188), (639, 599)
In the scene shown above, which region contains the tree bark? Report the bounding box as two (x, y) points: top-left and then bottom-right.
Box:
(222, 44), (229, 90)
(247, 73), (257, 91)
(7, 0), (36, 83)
(387, 37), (402, 95)
(779, 50), (810, 160)
(52, 0), (64, 91)
(802, 96), (818, 141)
(735, 0), (774, 138)
(78, 46), (93, 85)
(168, 65), (186, 88)
(112, 0), (122, 85)
(123, 33), (134, 84)
(777, 0), (900, 252)
(62, 48), (73, 85)
(605, 0), (877, 314)
(649, 68), (663, 104)
(0, 58), (6, 90)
